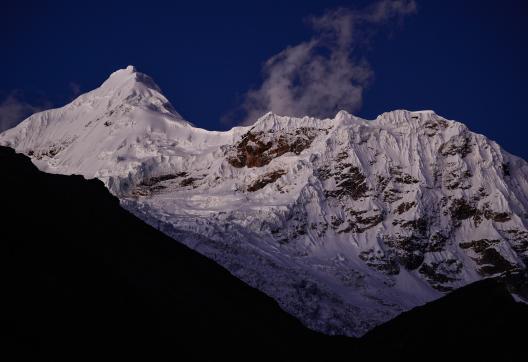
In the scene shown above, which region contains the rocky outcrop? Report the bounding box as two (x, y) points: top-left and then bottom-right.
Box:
(248, 170), (287, 192)
(226, 128), (320, 168)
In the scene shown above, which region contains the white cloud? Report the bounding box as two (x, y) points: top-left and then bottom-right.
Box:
(237, 0), (417, 124)
(0, 92), (47, 132)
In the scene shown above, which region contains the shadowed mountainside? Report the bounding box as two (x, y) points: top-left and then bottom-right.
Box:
(362, 277), (527, 359)
(0, 146), (351, 361)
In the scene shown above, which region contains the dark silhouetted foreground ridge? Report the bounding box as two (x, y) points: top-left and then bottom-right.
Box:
(1, 146), (526, 361)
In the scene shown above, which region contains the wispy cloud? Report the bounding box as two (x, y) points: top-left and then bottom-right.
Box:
(233, 0), (417, 125)
(0, 92), (51, 132)
(0, 81), (83, 133)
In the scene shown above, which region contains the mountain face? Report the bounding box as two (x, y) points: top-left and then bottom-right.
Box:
(3, 146), (526, 361)
(2, 66), (528, 337)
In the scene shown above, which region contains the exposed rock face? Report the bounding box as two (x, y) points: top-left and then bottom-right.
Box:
(226, 127), (321, 168)
(2, 69), (527, 338)
(248, 170), (287, 192)
(459, 239), (518, 275)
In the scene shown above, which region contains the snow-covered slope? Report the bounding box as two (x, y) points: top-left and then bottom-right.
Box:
(0, 66), (248, 194)
(2, 67), (528, 336)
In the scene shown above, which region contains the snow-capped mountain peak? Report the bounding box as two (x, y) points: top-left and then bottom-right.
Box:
(82, 65), (186, 122)
(102, 65), (160, 96)
(2, 67), (527, 337)
(0, 66), (195, 186)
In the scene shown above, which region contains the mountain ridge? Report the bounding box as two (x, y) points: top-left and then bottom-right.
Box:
(2, 66), (527, 336)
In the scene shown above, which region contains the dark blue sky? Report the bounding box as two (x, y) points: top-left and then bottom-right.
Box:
(1, 0), (527, 158)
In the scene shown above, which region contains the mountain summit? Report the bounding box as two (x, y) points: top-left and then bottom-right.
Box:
(0, 66), (192, 187)
(1, 67), (527, 336)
